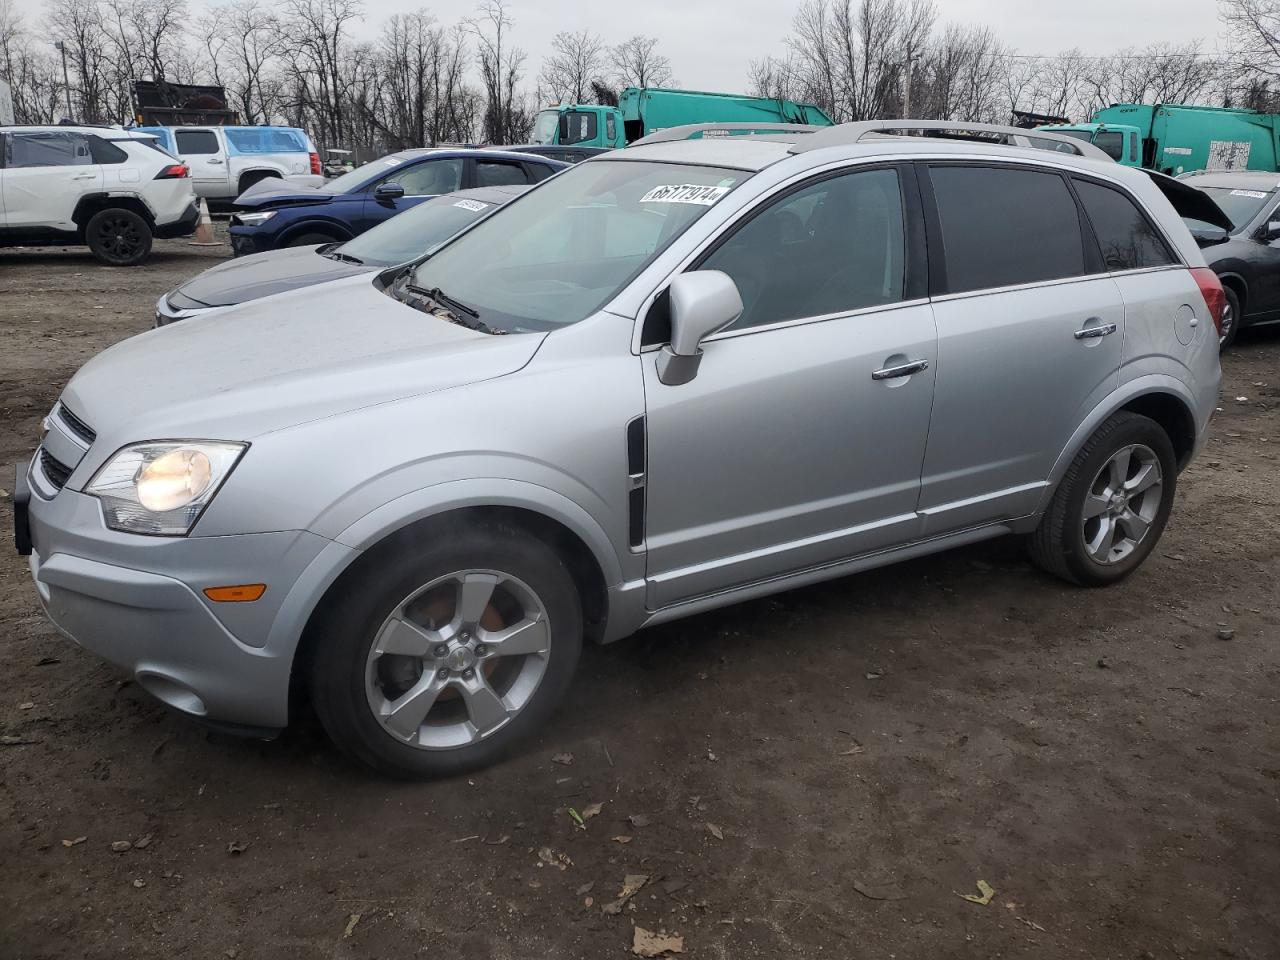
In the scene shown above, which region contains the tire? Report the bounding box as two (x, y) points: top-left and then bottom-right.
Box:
(309, 523), (583, 778)
(286, 231), (337, 248)
(85, 208), (152, 266)
(1219, 285), (1241, 351)
(1029, 412), (1177, 587)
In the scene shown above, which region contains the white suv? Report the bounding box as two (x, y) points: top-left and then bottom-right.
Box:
(0, 126), (199, 265)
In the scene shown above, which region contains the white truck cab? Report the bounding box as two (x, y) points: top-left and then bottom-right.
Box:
(136, 125), (323, 203)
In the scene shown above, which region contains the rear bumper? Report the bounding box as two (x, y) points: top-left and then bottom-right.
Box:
(154, 200), (201, 239)
(23, 471), (345, 730)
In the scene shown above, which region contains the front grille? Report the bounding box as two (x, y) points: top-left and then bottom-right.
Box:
(57, 405), (96, 444)
(40, 448), (73, 490)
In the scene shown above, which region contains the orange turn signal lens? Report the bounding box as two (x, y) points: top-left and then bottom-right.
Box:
(203, 584), (267, 603)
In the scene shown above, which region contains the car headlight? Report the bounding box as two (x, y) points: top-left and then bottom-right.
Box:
(86, 441), (246, 535)
(234, 210), (276, 226)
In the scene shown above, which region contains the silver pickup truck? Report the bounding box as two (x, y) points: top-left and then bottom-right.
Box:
(135, 125), (323, 202)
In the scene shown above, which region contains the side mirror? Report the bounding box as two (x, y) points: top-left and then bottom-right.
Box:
(657, 270), (744, 386)
(374, 182), (405, 203)
(1266, 220), (1280, 243)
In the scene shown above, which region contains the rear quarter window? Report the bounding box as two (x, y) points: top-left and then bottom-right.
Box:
(1073, 178), (1176, 272)
(225, 128), (308, 154)
(929, 165), (1085, 294)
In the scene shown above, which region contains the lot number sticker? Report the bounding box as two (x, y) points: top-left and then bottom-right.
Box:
(1230, 189), (1269, 200)
(640, 184), (731, 205)
(454, 199), (490, 211)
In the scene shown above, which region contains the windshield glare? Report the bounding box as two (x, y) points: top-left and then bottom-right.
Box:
(532, 111), (559, 145)
(340, 195), (499, 265)
(407, 160), (745, 332)
(1195, 186), (1275, 233)
(319, 153), (415, 194)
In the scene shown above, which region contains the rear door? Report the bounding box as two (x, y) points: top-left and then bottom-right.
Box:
(174, 128), (229, 197)
(917, 162), (1125, 535)
(0, 131), (101, 230)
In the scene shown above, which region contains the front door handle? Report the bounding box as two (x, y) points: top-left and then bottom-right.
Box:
(1074, 321), (1117, 340)
(872, 358), (930, 381)
(71, 173), (95, 180)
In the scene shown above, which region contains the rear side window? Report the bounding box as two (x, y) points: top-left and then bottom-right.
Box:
(476, 160), (529, 187)
(88, 136), (128, 164)
(175, 130), (220, 155)
(1073, 178), (1175, 272)
(929, 165), (1084, 294)
(225, 128), (308, 154)
(527, 162), (556, 183)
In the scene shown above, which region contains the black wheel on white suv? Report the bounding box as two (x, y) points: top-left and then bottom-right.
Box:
(309, 523), (583, 778)
(86, 208), (153, 266)
(1029, 412), (1177, 587)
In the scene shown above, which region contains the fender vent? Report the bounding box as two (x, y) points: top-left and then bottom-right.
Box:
(626, 416), (646, 548)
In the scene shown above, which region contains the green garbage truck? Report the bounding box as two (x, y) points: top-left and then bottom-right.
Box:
(531, 87), (834, 149)
(1040, 104), (1280, 175)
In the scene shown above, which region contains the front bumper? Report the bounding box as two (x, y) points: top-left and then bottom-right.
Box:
(154, 199), (201, 240)
(228, 228), (268, 257)
(21, 462), (341, 730)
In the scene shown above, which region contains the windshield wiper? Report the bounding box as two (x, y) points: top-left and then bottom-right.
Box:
(396, 280), (506, 335)
(404, 282), (479, 318)
(322, 246), (364, 265)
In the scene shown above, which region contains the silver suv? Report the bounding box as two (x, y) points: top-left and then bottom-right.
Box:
(14, 122), (1224, 777)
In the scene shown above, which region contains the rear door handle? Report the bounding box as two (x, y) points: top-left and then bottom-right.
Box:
(207, 158), (224, 165)
(872, 359), (930, 381)
(1074, 321), (1117, 340)
(71, 173), (95, 180)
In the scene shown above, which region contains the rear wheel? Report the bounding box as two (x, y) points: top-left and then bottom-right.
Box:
(1029, 412), (1176, 586)
(309, 524), (583, 778)
(85, 208), (152, 266)
(1219, 286), (1241, 351)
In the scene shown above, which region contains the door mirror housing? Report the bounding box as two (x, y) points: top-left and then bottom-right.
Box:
(1266, 220), (1280, 243)
(374, 182), (405, 203)
(657, 270), (744, 386)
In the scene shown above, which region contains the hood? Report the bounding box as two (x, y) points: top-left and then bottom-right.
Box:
(174, 245), (374, 307)
(1144, 170), (1233, 231)
(234, 180), (335, 207)
(61, 275), (545, 456)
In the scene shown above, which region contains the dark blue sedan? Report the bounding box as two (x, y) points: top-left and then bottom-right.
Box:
(228, 148), (566, 255)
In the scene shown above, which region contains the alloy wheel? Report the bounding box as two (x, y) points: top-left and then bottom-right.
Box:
(1081, 443), (1163, 565)
(95, 215), (144, 261)
(364, 569), (552, 750)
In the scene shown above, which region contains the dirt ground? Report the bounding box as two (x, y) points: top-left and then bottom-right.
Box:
(0, 228), (1277, 960)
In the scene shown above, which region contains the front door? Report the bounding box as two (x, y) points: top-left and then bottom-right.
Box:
(362, 156), (464, 230)
(917, 162), (1125, 535)
(174, 128), (228, 198)
(641, 166), (937, 607)
(0, 130), (101, 231)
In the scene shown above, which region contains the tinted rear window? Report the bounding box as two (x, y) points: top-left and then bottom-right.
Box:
(1073, 178), (1175, 272)
(930, 165), (1084, 294)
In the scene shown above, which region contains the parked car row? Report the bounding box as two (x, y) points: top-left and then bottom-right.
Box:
(14, 120), (1228, 778)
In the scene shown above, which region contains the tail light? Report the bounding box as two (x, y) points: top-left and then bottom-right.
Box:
(154, 163), (189, 180)
(309, 151), (321, 175)
(1190, 267), (1225, 336)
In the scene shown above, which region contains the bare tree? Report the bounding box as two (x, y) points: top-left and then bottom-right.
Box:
(469, 0), (526, 143)
(538, 28), (605, 104)
(612, 34), (672, 88)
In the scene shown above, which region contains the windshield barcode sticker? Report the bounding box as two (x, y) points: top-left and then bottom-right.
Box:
(640, 184), (731, 205)
(454, 199), (490, 211)
(1229, 189), (1268, 199)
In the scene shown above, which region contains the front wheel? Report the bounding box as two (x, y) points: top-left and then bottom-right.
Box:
(309, 523), (583, 778)
(86, 208), (153, 266)
(1029, 412), (1177, 586)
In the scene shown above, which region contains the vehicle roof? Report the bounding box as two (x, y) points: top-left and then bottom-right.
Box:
(609, 134), (1134, 178)
(1179, 170), (1280, 190)
(2, 124), (156, 140)
(391, 146), (567, 165)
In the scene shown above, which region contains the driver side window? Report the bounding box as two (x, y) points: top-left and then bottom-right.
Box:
(700, 167), (907, 332)
(385, 158), (464, 197)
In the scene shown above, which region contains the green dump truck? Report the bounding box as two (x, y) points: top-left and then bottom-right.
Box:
(1041, 104), (1280, 175)
(531, 87), (834, 149)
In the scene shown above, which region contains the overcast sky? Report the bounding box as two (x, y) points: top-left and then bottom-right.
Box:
(9, 0), (1227, 92)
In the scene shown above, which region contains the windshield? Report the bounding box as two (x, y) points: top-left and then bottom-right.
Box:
(338, 194), (506, 266)
(1193, 186), (1275, 233)
(405, 160), (746, 332)
(533, 111), (560, 145)
(318, 153), (415, 194)
(1050, 129), (1095, 143)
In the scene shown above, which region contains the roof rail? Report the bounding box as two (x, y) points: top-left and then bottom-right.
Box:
(787, 120), (1112, 161)
(630, 122), (823, 147)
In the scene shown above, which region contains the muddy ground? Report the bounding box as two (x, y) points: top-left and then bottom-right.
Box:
(0, 229), (1277, 960)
